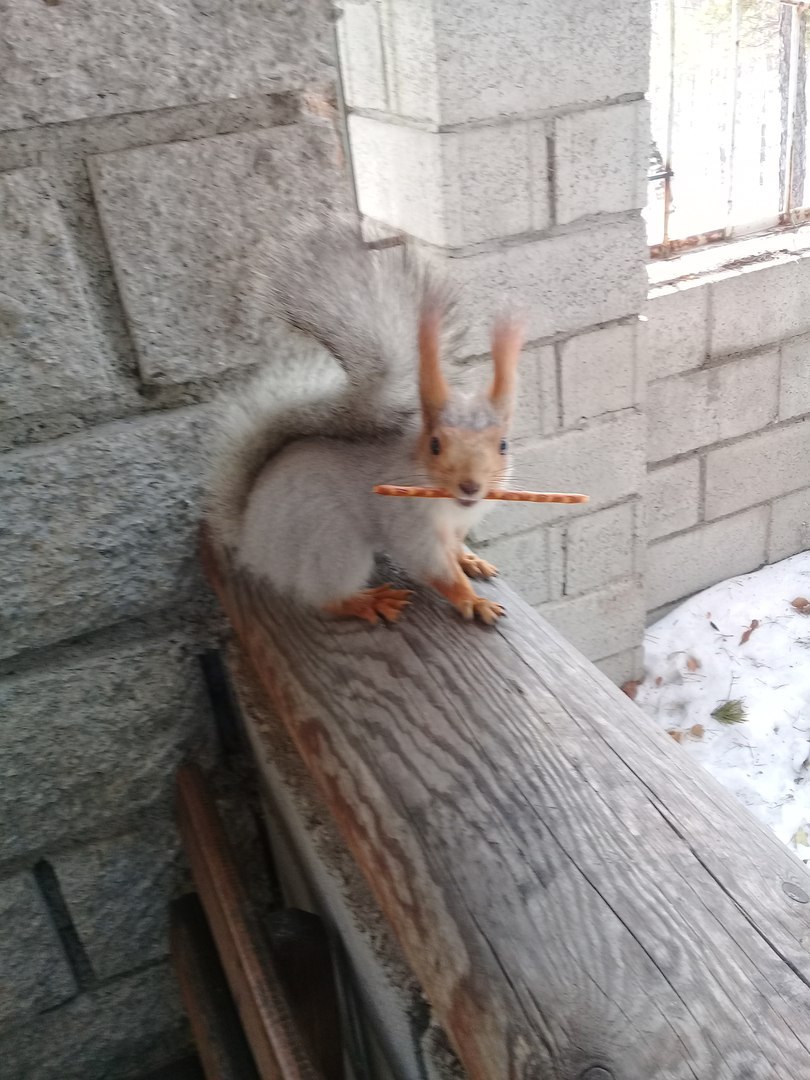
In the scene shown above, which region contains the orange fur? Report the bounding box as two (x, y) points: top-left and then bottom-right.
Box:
(418, 308), (449, 422)
(489, 316), (524, 420)
(430, 560), (504, 625)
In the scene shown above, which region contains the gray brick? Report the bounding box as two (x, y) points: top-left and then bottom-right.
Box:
(646, 458), (701, 541)
(0, 872), (75, 1028)
(90, 123), (350, 385)
(769, 487), (810, 562)
(380, 0), (649, 124)
(647, 352), (779, 462)
(349, 115), (545, 246)
(55, 827), (184, 981)
(476, 527), (561, 606)
(646, 281), (708, 379)
(594, 646), (644, 685)
(0, 409), (211, 657)
(0, 963), (191, 1080)
(554, 101), (648, 225)
(445, 217), (648, 356)
(0, 168), (128, 422)
(0, 0), (333, 132)
(710, 256), (810, 357)
(560, 322), (637, 426)
(537, 578), (644, 661)
(337, 1), (389, 111)
(0, 641), (214, 861)
(705, 419), (810, 519)
(565, 503), (637, 595)
(455, 343), (557, 444)
(779, 334), (810, 420)
(646, 507), (768, 610)
(474, 409), (646, 541)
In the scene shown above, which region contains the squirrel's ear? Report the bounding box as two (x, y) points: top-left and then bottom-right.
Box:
(419, 307), (449, 421)
(489, 315), (524, 418)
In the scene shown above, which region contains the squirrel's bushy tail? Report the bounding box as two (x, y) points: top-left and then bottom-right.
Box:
(205, 223), (463, 550)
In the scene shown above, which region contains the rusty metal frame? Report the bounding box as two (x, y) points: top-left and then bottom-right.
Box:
(650, 0), (810, 261)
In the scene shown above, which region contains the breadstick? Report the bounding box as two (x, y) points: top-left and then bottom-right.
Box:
(374, 484), (589, 505)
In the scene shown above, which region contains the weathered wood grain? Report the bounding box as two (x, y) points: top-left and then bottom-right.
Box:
(176, 764), (321, 1080)
(203, 539), (810, 1080)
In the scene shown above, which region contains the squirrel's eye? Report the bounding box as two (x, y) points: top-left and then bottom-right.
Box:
(499, 438), (508, 455)
(430, 436), (441, 455)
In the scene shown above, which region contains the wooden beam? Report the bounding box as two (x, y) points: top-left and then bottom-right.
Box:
(203, 537), (810, 1079)
(176, 764), (321, 1080)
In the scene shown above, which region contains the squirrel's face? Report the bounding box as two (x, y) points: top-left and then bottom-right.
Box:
(419, 405), (510, 507)
(418, 311), (523, 506)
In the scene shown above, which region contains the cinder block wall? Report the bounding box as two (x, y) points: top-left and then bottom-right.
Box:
(337, 0), (652, 682)
(0, 1), (343, 1075)
(647, 255), (810, 619)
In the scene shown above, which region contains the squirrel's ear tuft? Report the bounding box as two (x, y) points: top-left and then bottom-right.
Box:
(419, 306), (449, 421)
(489, 314), (524, 418)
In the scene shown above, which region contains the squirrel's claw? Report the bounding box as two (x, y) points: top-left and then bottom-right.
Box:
(458, 552), (498, 580)
(324, 584), (413, 625)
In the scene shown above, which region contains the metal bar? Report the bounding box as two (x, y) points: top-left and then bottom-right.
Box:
(783, 2), (802, 211)
(662, 0), (677, 243)
(726, 0), (741, 224)
(649, 205), (810, 260)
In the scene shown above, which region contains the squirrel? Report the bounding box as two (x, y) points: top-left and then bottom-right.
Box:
(205, 224), (523, 626)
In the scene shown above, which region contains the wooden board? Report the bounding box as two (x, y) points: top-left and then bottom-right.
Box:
(176, 764), (321, 1080)
(203, 538), (810, 1079)
(171, 893), (261, 1080)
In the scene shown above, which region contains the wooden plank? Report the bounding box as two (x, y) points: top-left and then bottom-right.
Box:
(202, 536), (810, 1080)
(265, 909), (345, 1080)
(176, 763), (321, 1080)
(170, 893), (261, 1080)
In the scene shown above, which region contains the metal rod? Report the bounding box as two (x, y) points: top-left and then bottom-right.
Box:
(726, 0), (741, 223)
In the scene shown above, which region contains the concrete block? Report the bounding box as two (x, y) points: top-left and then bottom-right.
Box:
(769, 487), (810, 562)
(646, 506), (768, 610)
(710, 256), (810, 357)
(595, 646), (644, 685)
(565, 502), (637, 595)
(0, 168), (126, 422)
(380, 0), (649, 124)
(348, 117), (445, 244)
(349, 115), (546, 246)
(0, 963), (191, 1080)
(337, 2), (388, 111)
(0, 873), (75, 1028)
(647, 351), (779, 462)
(444, 217), (648, 355)
(0, 641), (214, 861)
(0, 0), (334, 132)
(560, 322), (637, 425)
(90, 123), (351, 385)
(54, 827), (184, 981)
(779, 333), (810, 420)
(474, 410), (646, 541)
(476, 527), (561, 606)
(0, 408), (211, 657)
(554, 101), (648, 225)
(646, 458), (701, 541)
(646, 281), (708, 379)
(455, 343), (557, 443)
(537, 578), (645, 661)
(704, 418), (810, 519)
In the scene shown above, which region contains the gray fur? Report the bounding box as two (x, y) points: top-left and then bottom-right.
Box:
(205, 225), (464, 550)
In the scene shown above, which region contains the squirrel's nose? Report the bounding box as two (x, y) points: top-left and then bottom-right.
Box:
(459, 480), (480, 496)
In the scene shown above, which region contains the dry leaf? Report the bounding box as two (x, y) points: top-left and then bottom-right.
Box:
(667, 729), (684, 743)
(792, 597), (810, 614)
(655, 675), (663, 687)
(686, 656), (701, 671)
(621, 679), (641, 701)
(793, 827), (809, 848)
(690, 724), (705, 739)
(739, 618), (760, 645)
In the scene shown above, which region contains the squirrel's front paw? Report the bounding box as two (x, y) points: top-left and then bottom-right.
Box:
(457, 595), (506, 625)
(458, 552), (498, 580)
